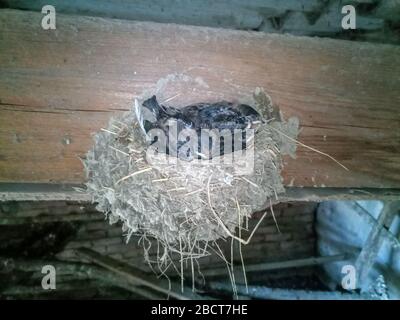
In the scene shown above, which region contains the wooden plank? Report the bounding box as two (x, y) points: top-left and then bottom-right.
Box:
(352, 201), (400, 250)
(0, 212), (102, 225)
(76, 247), (211, 300)
(1, 257), (166, 299)
(354, 201), (399, 291)
(2, 0), (320, 30)
(208, 282), (378, 300)
(0, 183), (89, 201)
(0, 9), (399, 188)
(203, 254), (349, 277)
(1, 183), (400, 201)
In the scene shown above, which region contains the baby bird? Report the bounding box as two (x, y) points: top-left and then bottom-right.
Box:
(135, 95), (263, 160)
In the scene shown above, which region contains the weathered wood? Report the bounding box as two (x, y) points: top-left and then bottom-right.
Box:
(0, 183), (89, 201)
(0, 10), (399, 189)
(2, 0), (320, 31)
(208, 282), (378, 300)
(1, 282), (105, 297)
(351, 201), (400, 249)
(76, 247), (210, 300)
(2, 183), (400, 202)
(0, 257), (166, 299)
(0, 212), (102, 225)
(202, 253), (349, 277)
(354, 201), (399, 291)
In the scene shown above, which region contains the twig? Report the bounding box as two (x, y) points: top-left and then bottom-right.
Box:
(152, 178), (170, 182)
(109, 145), (129, 156)
(241, 177), (259, 188)
(128, 148), (142, 154)
(231, 237), (238, 300)
(167, 187), (187, 192)
(207, 175), (269, 245)
(179, 235), (184, 293)
(115, 167), (153, 185)
(269, 198), (281, 234)
(268, 125), (349, 171)
(212, 241), (237, 298)
(101, 128), (118, 135)
(162, 93), (181, 104)
(185, 189), (203, 196)
(236, 199), (248, 293)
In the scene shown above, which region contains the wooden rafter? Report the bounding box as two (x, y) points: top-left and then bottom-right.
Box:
(202, 253), (350, 277)
(354, 201), (400, 291)
(0, 9), (399, 194)
(76, 247), (211, 300)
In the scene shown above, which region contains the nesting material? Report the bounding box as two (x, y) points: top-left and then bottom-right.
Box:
(84, 87), (299, 278)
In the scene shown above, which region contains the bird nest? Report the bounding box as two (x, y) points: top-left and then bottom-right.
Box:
(84, 87), (299, 282)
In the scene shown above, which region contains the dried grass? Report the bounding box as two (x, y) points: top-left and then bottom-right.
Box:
(84, 88), (299, 293)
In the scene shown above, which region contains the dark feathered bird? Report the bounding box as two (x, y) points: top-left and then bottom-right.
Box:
(135, 95), (263, 160)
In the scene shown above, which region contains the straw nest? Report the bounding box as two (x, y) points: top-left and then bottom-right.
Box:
(84, 88), (299, 279)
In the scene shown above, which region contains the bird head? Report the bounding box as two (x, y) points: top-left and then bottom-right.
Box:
(237, 104), (264, 129)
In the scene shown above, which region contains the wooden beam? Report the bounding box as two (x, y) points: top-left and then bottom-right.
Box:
(1, 182), (400, 201)
(0, 257), (166, 299)
(354, 201), (399, 291)
(0, 10), (399, 189)
(0, 183), (89, 201)
(208, 282), (378, 300)
(352, 201), (400, 250)
(0, 212), (102, 225)
(1, 0), (321, 31)
(202, 253), (349, 277)
(75, 247), (211, 300)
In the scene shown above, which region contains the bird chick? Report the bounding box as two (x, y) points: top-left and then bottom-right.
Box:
(134, 95), (264, 160)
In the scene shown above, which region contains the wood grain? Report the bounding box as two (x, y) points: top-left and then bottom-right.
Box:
(0, 9), (399, 188)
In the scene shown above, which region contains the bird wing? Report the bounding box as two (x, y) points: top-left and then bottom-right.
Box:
(187, 103), (246, 130)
